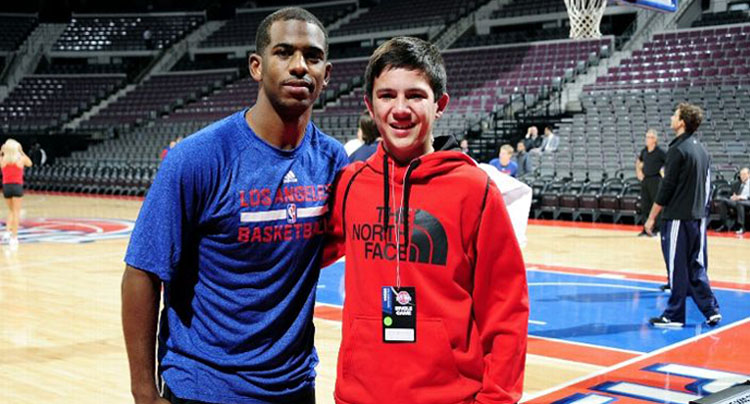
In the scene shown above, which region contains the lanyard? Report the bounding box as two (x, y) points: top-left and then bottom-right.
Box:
(390, 160), (409, 289)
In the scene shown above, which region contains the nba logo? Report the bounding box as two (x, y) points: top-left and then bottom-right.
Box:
(286, 203), (297, 224)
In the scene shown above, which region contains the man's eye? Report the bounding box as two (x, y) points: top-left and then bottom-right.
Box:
(408, 94), (426, 100)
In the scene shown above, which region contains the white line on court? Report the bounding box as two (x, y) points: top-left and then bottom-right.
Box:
(520, 317), (750, 402)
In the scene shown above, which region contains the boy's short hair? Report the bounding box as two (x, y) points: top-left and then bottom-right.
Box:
(500, 144), (514, 154)
(256, 7), (328, 55)
(364, 36), (446, 102)
(676, 102), (703, 133)
(358, 111), (380, 144)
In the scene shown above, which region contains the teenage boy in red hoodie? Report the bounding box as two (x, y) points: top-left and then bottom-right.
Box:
(323, 36), (529, 404)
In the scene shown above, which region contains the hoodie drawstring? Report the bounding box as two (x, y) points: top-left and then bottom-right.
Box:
(382, 153), (390, 230)
(387, 157), (421, 289)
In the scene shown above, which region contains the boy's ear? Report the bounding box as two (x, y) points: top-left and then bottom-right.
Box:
(364, 95), (375, 119)
(435, 93), (450, 119)
(249, 53), (262, 82)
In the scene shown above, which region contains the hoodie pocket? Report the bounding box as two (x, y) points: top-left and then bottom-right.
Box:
(340, 316), (463, 396)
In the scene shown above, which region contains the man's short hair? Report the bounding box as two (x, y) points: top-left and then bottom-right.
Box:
(358, 111), (379, 144)
(365, 36), (446, 102)
(500, 144), (514, 154)
(255, 7), (328, 55)
(677, 103), (704, 134)
(741, 167), (750, 175)
(646, 128), (658, 138)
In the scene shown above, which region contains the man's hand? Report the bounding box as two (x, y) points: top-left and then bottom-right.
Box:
(644, 217), (656, 236)
(636, 172), (644, 181)
(731, 194), (740, 201)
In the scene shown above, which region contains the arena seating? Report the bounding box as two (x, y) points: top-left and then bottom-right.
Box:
(0, 74), (125, 133)
(167, 77), (259, 122)
(692, 10), (750, 28)
(491, 0), (567, 19)
(526, 24), (750, 224)
(330, 0), (485, 36)
(35, 57), (152, 80)
(451, 26), (570, 48)
(53, 14), (205, 52)
(79, 70), (238, 130)
(0, 15), (38, 52)
(591, 25), (750, 89)
(200, 3), (355, 48)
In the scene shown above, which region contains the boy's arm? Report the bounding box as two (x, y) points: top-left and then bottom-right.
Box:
(472, 180), (529, 404)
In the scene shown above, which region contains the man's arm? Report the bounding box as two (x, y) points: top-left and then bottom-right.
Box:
(635, 158), (644, 181)
(121, 265), (169, 404)
(471, 180), (529, 404)
(644, 203), (663, 236)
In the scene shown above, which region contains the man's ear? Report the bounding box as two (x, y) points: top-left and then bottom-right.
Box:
(435, 92), (450, 119)
(322, 61), (332, 89)
(249, 53), (262, 82)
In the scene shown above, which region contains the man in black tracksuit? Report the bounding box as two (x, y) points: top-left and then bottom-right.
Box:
(644, 103), (721, 328)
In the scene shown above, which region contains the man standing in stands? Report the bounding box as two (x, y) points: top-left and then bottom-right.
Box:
(122, 8), (348, 404)
(717, 166), (750, 235)
(636, 129), (666, 237)
(645, 103), (721, 328)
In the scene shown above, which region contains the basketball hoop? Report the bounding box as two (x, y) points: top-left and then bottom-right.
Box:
(564, 0), (608, 39)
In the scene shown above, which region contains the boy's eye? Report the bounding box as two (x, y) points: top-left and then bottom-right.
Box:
(407, 94), (426, 100)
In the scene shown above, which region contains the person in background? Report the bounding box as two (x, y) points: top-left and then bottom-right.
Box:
(717, 167), (750, 235)
(636, 129), (666, 237)
(515, 140), (533, 177)
(644, 103), (721, 328)
(489, 144), (518, 177)
(1, 139), (33, 250)
(349, 111), (380, 162)
(539, 126), (559, 153)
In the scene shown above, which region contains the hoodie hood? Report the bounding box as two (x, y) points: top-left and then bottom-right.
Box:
(362, 134), (476, 251)
(364, 135), (475, 184)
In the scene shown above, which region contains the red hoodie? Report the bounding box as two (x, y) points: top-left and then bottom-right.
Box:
(324, 141), (529, 404)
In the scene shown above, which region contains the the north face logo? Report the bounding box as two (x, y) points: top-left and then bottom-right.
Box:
(351, 208), (448, 266)
(408, 210), (447, 265)
(283, 170), (298, 183)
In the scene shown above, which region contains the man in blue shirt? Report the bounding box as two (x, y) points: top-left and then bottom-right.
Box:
(121, 8), (348, 404)
(488, 144), (518, 177)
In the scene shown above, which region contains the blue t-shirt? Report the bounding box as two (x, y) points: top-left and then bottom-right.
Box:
(125, 110), (348, 403)
(488, 158), (518, 177)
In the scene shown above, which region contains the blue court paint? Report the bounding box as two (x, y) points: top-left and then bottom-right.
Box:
(318, 263), (750, 353)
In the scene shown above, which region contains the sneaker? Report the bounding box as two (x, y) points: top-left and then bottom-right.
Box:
(737, 229), (745, 235)
(8, 237), (18, 250)
(659, 284), (671, 292)
(707, 313), (722, 327)
(0, 231), (9, 243)
(638, 230), (649, 237)
(649, 316), (684, 328)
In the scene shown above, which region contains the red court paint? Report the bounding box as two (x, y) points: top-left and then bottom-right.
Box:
(523, 319), (750, 403)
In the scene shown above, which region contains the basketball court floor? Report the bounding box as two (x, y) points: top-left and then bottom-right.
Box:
(1, 193), (747, 403)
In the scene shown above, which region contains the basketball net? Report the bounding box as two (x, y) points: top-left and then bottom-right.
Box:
(564, 0), (607, 39)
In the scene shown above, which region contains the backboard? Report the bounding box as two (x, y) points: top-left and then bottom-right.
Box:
(614, 0), (678, 12)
